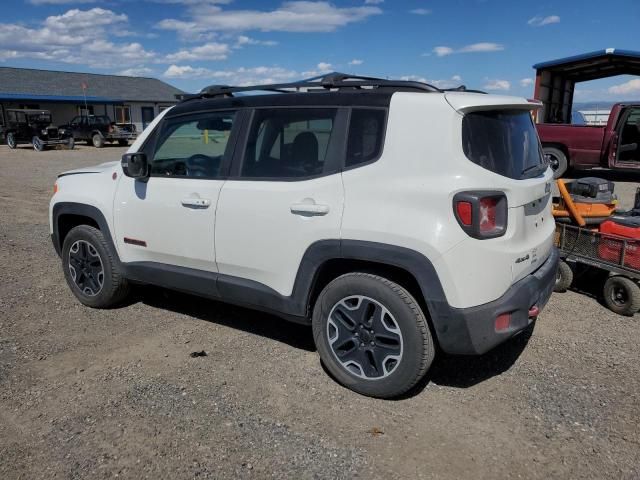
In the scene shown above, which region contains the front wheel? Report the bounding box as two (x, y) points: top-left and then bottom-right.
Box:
(92, 133), (105, 148)
(543, 147), (568, 179)
(603, 276), (640, 316)
(6, 132), (17, 149)
(312, 273), (434, 398)
(32, 136), (44, 152)
(61, 225), (130, 308)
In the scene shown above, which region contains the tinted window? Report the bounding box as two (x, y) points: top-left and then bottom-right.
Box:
(346, 108), (386, 167)
(151, 112), (235, 178)
(242, 108), (337, 178)
(462, 110), (545, 179)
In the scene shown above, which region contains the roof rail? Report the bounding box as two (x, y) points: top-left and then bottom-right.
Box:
(178, 71), (443, 101)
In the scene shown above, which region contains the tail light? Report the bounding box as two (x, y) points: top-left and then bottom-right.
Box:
(453, 191), (507, 239)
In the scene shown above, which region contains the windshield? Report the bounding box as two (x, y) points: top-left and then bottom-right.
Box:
(89, 116), (112, 125)
(28, 113), (52, 124)
(462, 109), (546, 180)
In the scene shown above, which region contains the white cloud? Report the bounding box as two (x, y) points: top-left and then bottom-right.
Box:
(117, 67), (155, 77)
(609, 79), (640, 95)
(165, 42), (230, 62)
(520, 78), (534, 87)
(317, 62), (333, 72)
(163, 64), (301, 85)
(484, 79), (511, 91)
(400, 75), (463, 89)
(348, 59), (363, 65)
(409, 8), (431, 15)
(433, 42), (504, 57)
(29, 0), (96, 4)
(43, 8), (128, 30)
(157, 1), (382, 34)
(527, 15), (560, 27)
(452, 74), (462, 82)
(364, 0), (384, 4)
(164, 64), (213, 79)
(235, 35), (278, 47)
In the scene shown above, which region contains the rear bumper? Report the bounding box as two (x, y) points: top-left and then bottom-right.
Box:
(436, 247), (559, 355)
(106, 132), (136, 140)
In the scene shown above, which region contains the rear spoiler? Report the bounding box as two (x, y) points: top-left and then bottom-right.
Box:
(444, 93), (542, 113)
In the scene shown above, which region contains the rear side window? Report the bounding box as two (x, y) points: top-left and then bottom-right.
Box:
(242, 108), (337, 179)
(462, 110), (545, 179)
(346, 108), (386, 167)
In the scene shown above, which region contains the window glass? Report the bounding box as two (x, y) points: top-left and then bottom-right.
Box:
(346, 108), (386, 167)
(115, 106), (131, 124)
(242, 108), (337, 178)
(7, 111), (16, 123)
(151, 112), (235, 178)
(462, 109), (545, 180)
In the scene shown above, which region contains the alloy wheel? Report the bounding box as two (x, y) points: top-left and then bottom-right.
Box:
(68, 240), (104, 296)
(327, 295), (403, 380)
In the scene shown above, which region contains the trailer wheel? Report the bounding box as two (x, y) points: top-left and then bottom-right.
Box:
(554, 260), (573, 293)
(544, 147), (568, 179)
(603, 276), (640, 316)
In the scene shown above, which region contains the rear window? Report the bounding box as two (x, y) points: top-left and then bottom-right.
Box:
(462, 110), (546, 179)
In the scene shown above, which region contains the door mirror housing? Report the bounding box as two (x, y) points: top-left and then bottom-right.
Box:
(122, 152), (149, 179)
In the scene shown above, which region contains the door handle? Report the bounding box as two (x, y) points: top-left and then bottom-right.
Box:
(181, 198), (211, 208)
(290, 203), (330, 216)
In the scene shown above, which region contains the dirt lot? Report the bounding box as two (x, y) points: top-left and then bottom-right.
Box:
(1, 144), (639, 480)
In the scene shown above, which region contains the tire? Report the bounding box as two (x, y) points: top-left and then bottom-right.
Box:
(312, 273), (434, 398)
(32, 136), (44, 152)
(67, 137), (75, 150)
(6, 132), (17, 149)
(554, 260), (573, 293)
(118, 139), (128, 147)
(92, 133), (105, 148)
(61, 225), (130, 308)
(603, 276), (640, 316)
(544, 147), (568, 179)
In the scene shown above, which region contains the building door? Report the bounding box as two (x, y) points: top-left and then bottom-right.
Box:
(141, 107), (155, 131)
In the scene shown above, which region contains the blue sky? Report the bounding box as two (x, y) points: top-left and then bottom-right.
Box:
(1, 0), (639, 100)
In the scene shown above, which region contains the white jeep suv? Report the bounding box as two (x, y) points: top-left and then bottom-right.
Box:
(50, 73), (558, 398)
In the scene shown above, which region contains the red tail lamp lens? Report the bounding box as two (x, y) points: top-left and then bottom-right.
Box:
(495, 313), (511, 332)
(456, 201), (473, 226)
(479, 197), (498, 233)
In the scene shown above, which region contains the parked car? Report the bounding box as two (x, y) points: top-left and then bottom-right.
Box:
(2, 109), (74, 151)
(58, 115), (137, 148)
(537, 103), (640, 178)
(49, 73), (558, 398)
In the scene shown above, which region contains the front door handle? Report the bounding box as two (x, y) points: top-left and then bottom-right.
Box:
(181, 198), (211, 208)
(290, 203), (330, 216)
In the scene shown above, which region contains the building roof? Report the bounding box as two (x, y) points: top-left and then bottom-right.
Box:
(0, 67), (184, 103)
(532, 48), (640, 82)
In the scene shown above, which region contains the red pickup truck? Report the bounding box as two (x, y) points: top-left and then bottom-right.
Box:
(537, 103), (640, 178)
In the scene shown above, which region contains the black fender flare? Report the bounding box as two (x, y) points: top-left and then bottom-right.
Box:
(51, 202), (119, 261)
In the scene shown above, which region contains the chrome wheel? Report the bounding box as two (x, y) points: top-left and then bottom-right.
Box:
(68, 240), (104, 296)
(327, 295), (403, 380)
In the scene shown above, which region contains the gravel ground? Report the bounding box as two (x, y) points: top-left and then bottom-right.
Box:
(1, 144), (639, 480)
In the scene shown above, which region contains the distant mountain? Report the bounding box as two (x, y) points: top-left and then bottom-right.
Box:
(574, 100), (638, 110)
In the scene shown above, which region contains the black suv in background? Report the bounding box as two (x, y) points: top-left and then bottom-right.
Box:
(59, 115), (137, 148)
(2, 109), (74, 151)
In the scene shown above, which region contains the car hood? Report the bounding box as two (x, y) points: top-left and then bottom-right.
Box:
(58, 161), (119, 178)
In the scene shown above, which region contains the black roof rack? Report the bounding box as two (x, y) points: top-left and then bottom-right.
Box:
(176, 72), (443, 101)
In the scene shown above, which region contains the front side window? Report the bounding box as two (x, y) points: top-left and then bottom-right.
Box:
(462, 109), (545, 179)
(242, 108), (337, 178)
(346, 108), (386, 167)
(151, 111), (236, 178)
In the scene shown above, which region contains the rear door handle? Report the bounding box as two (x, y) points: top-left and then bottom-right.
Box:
(181, 198), (211, 208)
(290, 203), (330, 216)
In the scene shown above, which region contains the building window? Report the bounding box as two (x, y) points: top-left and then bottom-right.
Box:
(77, 105), (94, 116)
(115, 105), (131, 124)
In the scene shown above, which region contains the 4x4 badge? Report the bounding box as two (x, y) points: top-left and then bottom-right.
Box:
(515, 254), (530, 264)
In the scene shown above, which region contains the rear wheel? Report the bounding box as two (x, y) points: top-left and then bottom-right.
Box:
(603, 276), (640, 316)
(92, 133), (105, 148)
(544, 147), (568, 179)
(6, 132), (17, 149)
(61, 225), (130, 308)
(554, 260), (573, 293)
(32, 136), (44, 152)
(312, 273), (434, 398)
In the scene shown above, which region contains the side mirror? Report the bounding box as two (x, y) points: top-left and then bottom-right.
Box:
(121, 152), (149, 179)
